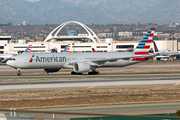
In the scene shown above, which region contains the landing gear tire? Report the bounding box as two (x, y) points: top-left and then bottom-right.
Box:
(88, 71), (100, 75)
(71, 72), (82, 75)
(17, 70), (22, 76)
(17, 73), (22, 76)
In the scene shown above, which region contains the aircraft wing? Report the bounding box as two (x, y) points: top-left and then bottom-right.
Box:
(67, 54), (155, 66)
(89, 54), (155, 65)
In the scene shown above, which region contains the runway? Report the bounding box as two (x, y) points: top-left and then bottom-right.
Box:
(1, 61), (180, 76)
(1, 62), (180, 118)
(33, 102), (180, 119)
(2, 102), (180, 119)
(1, 61), (180, 92)
(1, 73), (180, 79)
(0, 77), (180, 92)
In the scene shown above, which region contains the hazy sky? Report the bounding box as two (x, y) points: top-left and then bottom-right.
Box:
(23, 0), (40, 2)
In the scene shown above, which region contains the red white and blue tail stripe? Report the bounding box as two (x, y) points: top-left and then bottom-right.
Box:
(134, 28), (155, 55)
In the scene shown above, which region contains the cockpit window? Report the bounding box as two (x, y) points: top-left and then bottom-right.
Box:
(9, 58), (16, 61)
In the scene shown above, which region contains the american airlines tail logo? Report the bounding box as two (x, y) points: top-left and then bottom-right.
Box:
(29, 54), (34, 63)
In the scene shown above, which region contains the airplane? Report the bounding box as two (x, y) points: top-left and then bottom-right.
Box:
(6, 28), (157, 76)
(151, 41), (180, 61)
(51, 49), (57, 53)
(51, 44), (71, 53)
(0, 53), (17, 63)
(0, 45), (32, 63)
(155, 51), (180, 61)
(92, 38), (179, 61)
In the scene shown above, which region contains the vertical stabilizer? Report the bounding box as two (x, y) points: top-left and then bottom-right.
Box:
(152, 40), (159, 52)
(134, 28), (155, 55)
(23, 45), (32, 53)
(63, 44), (71, 52)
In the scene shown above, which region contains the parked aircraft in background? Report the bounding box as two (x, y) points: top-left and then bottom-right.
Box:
(0, 52), (17, 63)
(51, 44), (71, 53)
(151, 42), (180, 61)
(51, 49), (57, 53)
(7, 28), (157, 76)
(155, 51), (180, 61)
(23, 45), (32, 53)
(62, 44), (71, 52)
(0, 45), (32, 63)
(92, 48), (96, 52)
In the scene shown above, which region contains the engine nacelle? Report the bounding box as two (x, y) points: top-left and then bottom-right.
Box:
(73, 63), (90, 73)
(44, 69), (60, 73)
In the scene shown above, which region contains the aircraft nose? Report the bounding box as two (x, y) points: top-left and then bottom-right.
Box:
(6, 60), (10, 66)
(6, 60), (15, 67)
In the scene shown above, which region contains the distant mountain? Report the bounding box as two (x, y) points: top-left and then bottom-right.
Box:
(0, 0), (180, 25)
(0, 17), (7, 24)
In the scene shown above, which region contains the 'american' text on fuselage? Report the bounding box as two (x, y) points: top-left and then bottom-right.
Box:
(36, 56), (66, 62)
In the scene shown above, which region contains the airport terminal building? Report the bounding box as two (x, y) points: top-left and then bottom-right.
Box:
(0, 37), (179, 54)
(0, 21), (179, 54)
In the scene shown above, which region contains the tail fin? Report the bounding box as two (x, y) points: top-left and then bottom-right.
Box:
(134, 28), (155, 55)
(152, 40), (159, 52)
(23, 45), (32, 53)
(51, 49), (57, 53)
(92, 48), (96, 52)
(62, 44), (71, 52)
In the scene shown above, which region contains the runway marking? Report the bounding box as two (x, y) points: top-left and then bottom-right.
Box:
(88, 86), (95, 89)
(174, 83), (180, 86)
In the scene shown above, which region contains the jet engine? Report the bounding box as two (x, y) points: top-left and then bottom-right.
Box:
(73, 63), (90, 73)
(44, 69), (60, 73)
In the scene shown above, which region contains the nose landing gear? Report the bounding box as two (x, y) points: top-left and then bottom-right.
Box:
(16, 68), (22, 76)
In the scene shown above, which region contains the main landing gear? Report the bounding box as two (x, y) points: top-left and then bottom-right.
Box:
(88, 70), (100, 75)
(71, 71), (82, 75)
(88, 67), (100, 75)
(16, 68), (22, 76)
(71, 71), (99, 75)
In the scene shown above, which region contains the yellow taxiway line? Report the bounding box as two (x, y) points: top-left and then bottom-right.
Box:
(88, 86), (95, 89)
(174, 83), (180, 86)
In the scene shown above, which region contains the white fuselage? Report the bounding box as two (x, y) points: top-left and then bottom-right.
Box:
(6, 52), (145, 69)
